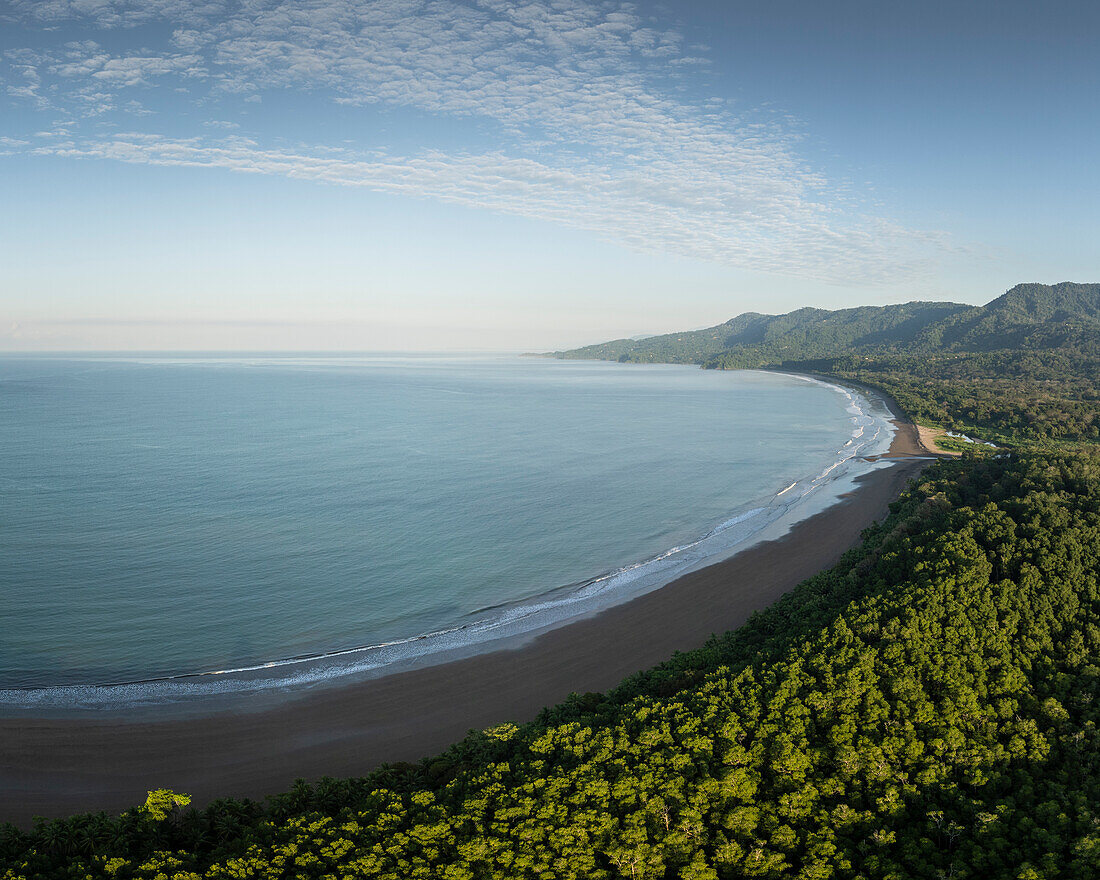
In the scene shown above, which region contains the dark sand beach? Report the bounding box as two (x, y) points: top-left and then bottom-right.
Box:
(0, 421), (933, 826)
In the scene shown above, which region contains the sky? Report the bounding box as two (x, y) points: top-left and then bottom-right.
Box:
(1, 0), (1098, 351)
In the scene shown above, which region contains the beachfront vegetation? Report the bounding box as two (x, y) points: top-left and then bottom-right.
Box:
(779, 349), (1100, 446)
(4, 449), (1100, 879)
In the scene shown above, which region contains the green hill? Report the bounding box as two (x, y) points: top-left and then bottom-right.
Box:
(555, 283), (1100, 445)
(555, 301), (970, 364)
(554, 283), (1100, 365)
(911, 283), (1100, 353)
(985, 281), (1100, 324)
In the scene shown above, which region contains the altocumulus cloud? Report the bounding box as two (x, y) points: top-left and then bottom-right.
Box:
(2, 0), (947, 283)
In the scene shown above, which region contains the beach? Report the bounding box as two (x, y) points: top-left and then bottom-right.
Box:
(0, 358), (896, 698)
(0, 418), (932, 826)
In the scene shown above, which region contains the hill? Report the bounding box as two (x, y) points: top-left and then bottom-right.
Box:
(555, 283), (1100, 445)
(554, 283), (1100, 365)
(555, 301), (970, 364)
(910, 283), (1100, 353)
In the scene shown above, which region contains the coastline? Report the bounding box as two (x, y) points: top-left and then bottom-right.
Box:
(763, 368), (933, 451)
(0, 369), (901, 715)
(0, 413), (932, 825)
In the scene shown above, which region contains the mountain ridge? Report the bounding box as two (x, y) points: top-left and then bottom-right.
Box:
(553, 282), (1100, 444)
(552, 282), (1100, 366)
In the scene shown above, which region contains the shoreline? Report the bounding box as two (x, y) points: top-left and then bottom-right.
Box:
(763, 368), (933, 451)
(0, 416), (931, 826)
(0, 369), (899, 715)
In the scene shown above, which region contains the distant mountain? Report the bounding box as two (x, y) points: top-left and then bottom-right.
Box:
(910, 282), (1100, 353)
(986, 281), (1100, 323)
(552, 283), (1100, 367)
(558, 281), (1100, 365)
(552, 283), (1100, 443)
(554, 301), (970, 364)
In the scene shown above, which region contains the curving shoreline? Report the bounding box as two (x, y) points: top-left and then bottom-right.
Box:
(0, 371), (898, 714)
(0, 413), (932, 826)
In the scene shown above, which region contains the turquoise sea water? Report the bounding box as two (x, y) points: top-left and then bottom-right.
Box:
(0, 355), (890, 701)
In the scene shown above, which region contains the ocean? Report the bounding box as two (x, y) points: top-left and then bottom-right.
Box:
(0, 354), (894, 709)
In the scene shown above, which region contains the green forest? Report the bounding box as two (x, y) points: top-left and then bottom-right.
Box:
(4, 283), (1100, 879)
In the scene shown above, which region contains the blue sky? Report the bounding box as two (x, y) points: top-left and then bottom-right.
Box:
(1, 0), (1097, 350)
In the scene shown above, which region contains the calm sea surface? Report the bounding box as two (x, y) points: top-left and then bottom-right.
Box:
(1, 355), (867, 690)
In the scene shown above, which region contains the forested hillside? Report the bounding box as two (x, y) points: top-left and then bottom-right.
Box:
(4, 451), (1100, 879)
(922, 283), (1100, 352)
(557, 283), (1100, 446)
(555, 283), (1100, 365)
(554, 301), (969, 364)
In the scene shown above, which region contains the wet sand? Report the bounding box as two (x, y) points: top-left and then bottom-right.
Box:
(0, 423), (932, 826)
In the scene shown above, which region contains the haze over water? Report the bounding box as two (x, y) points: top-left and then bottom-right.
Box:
(1, 355), (869, 691)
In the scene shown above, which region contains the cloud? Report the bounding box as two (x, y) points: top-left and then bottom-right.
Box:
(8, 0), (228, 30)
(2, 0), (947, 283)
(53, 51), (206, 87)
(34, 132), (943, 283)
(0, 135), (31, 155)
(2, 41), (205, 115)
